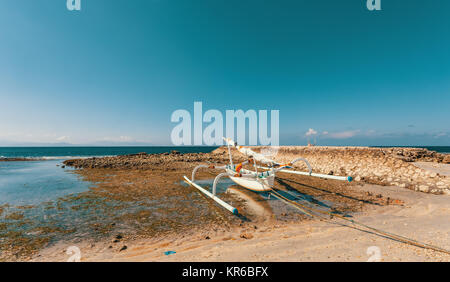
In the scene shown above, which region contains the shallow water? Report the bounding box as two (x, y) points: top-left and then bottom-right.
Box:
(0, 160), (90, 206)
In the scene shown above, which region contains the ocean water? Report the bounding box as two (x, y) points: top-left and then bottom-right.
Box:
(0, 146), (218, 159)
(1, 146), (448, 159)
(410, 146), (450, 153)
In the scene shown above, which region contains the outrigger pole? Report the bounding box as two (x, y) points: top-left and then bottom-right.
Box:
(183, 176), (239, 215)
(261, 167), (353, 182)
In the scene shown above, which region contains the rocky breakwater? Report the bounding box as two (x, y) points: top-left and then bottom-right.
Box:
(63, 151), (244, 171)
(214, 146), (450, 195)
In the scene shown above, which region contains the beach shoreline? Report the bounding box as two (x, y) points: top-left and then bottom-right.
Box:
(1, 146), (449, 262)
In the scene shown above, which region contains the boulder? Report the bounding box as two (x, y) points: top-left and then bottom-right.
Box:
(443, 155), (450, 164)
(418, 185), (429, 192)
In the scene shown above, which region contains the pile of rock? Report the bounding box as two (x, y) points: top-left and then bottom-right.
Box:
(63, 150), (242, 171)
(380, 147), (449, 163)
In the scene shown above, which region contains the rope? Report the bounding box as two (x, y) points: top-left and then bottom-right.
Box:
(269, 189), (450, 255)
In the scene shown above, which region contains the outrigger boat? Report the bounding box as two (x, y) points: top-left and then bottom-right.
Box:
(184, 138), (450, 254)
(183, 138), (450, 255)
(184, 137), (352, 214)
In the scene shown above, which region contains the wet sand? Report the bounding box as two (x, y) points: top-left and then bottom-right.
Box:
(33, 182), (450, 262)
(27, 166), (376, 261)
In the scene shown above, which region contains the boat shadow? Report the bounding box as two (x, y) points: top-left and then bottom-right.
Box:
(274, 178), (334, 210)
(276, 177), (383, 206)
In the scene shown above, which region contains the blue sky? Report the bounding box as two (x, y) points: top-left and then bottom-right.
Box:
(0, 0), (449, 146)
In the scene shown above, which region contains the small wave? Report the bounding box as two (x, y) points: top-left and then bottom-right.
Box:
(1, 155), (115, 160)
(41, 155), (115, 160)
(41, 156), (90, 160)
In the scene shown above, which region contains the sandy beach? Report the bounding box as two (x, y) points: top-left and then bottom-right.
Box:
(35, 182), (450, 262)
(16, 147), (447, 262)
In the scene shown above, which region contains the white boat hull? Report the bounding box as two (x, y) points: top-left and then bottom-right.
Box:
(229, 175), (273, 192)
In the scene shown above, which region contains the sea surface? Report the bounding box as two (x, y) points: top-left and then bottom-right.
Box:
(0, 146), (218, 159)
(0, 160), (89, 206)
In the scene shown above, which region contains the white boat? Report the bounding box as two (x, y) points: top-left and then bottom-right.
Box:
(184, 138), (352, 214)
(228, 174), (273, 192)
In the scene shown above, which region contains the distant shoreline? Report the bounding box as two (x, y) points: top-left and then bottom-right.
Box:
(0, 145), (448, 160)
(0, 157), (41, 162)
